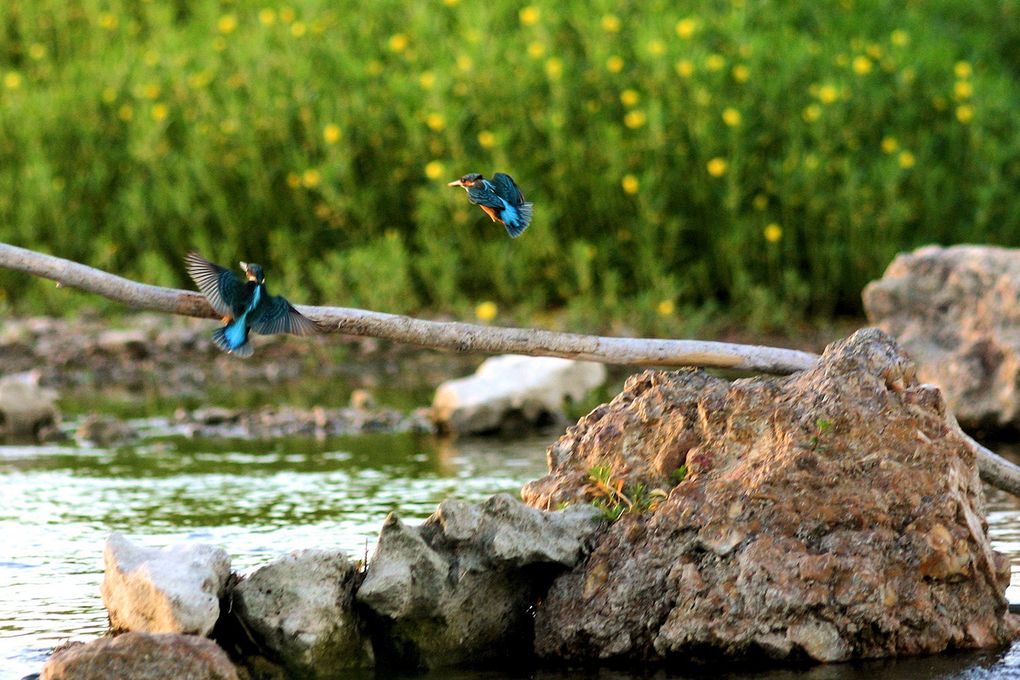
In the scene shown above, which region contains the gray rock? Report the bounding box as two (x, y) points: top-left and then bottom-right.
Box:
(40, 632), (238, 680)
(357, 493), (602, 669)
(0, 371), (58, 439)
(233, 549), (373, 676)
(101, 533), (231, 636)
(432, 355), (607, 434)
(864, 244), (1020, 430)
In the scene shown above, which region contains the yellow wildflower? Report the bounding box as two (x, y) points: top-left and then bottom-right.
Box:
(28, 43), (47, 60)
(98, 13), (118, 30)
(722, 107), (741, 127)
(291, 22), (306, 37)
(477, 130), (496, 149)
(802, 104), (821, 122)
(217, 14), (238, 34)
(818, 84), (839, 104)
(852, 55), (872, 75)
(707, 157), (727, 177)
(301, 169), (321, 188)
(890, 29), (909, 46)
(621, 174), (639, 195)
(620, 89), (640, 107)
(764, 223), (782, 243)
(954, 61), (972, 79)
(519, 6), (540, 26)
(656, 299), (675, 316)
(954, 81), (973, 99)
(419, 71), (436, 89)
(101, 87), (117, 103)
(897, 151), (915, 169)
(545, 57), (563, 79)
(220, 118), (239, 134)
(648, 40), (666, 56)
(675, 17), (697, 39)
(607, 55), (624, 73)
(443, 0), (460, 6)
(475, 301), (498, 322)
(706, 54), (725, 71)
(527, 42), (545, 59)
(624, 110), (647, 129)
(881, 137), (898, 154)
(956, 104), (974, 123)
(732, 64), (749, 82)
(601, 15), (621, 32)
(456, 54), (473, 72)
(426, 113), (446, 131)
(675, 60), (694, 78)
(753, 194), (768, 211)
(424, 160), (445, 180)
(151, 103), (169, 121)
(388, 34), (408, 52)
(142, 83), (161, 99)
(280, 7), (295, 23)
(323, 124), (342, 144)
(286, 172), (301, 188)
(259, 8), (276, 25)
(117, 104), (133, 121)
(3, 71), (22, 90)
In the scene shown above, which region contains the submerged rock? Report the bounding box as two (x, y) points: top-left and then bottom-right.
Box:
(864, 244), (1020, 430)
(522, 329), (1016, 664)
(356, 493), (602, 670)
(40, 632), (238, 680)
(233, 549), (373, 676)
(75, 414), (137, 447)
(101, 533), (231, 637)
(432, 355), (607, 434)
(0, 371), (58, 440)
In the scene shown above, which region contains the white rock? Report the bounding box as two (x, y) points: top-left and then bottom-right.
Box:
(0, 371), (58, 438)
(101, 533), (231, 636)
(431, 355), (607, 434)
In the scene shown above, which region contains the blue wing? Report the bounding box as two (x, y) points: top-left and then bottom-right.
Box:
(185, 252), (247, 318)
(491, 173), (526, 206)
(465, 180), (505, 210)
(250, 295), (321, 336)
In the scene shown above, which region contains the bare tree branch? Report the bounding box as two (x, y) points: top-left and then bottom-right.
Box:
(2, 240), (1019, 497)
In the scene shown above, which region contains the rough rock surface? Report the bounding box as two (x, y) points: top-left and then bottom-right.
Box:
(101, 533), (231, 637)
(356, 493), (603, 669)
(522, 329), (1016, 663)
(0, 371), (58, 439)
(233, 549), (373, 676)
(432, 355), (607, 434)
(40, 632), (238, 680)
(863, 244), (1020, 430)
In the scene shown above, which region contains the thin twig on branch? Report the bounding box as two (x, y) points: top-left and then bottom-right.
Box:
(2, 240), (1019, 497)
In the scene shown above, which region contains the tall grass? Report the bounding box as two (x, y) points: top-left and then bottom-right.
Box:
(1, 0), (1018, 332)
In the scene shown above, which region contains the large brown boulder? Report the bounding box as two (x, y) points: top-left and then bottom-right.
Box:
(863, 244), (1020, 430)
(522, 328), (1017, 664)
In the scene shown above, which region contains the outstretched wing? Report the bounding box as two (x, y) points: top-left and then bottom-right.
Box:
(184, 251), (247, 318)
(491, 173), (526, 206)
(250, 295), (321, 336)
(466, 180), (505, 210)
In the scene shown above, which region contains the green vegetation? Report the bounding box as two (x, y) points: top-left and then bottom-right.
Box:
(588, 464), (669, 521)
(1, 1), (1018, 331)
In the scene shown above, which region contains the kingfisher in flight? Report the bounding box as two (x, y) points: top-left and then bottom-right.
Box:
(184, 252), (320, 358)
(448, 172), (533, 238)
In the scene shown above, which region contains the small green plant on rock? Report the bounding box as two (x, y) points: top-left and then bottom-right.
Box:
(587, 465), (668, 522)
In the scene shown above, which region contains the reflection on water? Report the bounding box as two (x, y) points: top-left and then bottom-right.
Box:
(3, 434), (1020, 679)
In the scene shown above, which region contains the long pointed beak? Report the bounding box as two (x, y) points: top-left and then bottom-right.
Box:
(239, 261), (248, 271)
(447, 179), (464, 187)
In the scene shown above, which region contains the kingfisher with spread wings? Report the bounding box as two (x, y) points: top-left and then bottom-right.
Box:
(184, 252), (320, 358)
(448, 172), (534, 238)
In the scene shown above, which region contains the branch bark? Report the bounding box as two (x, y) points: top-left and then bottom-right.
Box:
(2, 240), (1019, 497)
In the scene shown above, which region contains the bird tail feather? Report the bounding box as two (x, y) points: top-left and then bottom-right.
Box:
(504, 202), (534, 238)
(212, 325), (253, 358)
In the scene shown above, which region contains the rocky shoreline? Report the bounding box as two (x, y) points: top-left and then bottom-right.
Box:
(31, 330), (1020, 679)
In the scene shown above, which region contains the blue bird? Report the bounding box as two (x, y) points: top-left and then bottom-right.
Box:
(184, 252), (320, 358)
(448, 172), (534, 238)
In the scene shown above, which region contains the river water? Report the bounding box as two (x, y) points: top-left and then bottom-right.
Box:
(4, 421), (1020, 679)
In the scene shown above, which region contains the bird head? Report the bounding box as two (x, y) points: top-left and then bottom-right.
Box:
(447, 173), (484, 189)
(240, 262), (265, 284)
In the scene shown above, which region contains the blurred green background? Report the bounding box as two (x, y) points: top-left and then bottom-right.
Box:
(0, 0), (1018, 333)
